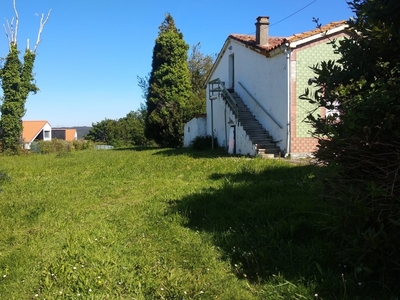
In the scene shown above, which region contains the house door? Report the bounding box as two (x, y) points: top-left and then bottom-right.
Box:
(229, 54), (234, 90)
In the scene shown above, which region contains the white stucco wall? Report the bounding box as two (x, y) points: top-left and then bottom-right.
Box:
(183, 116), (206, 147)
(206, 39), (289, 155)
(42, 123), (52, 141)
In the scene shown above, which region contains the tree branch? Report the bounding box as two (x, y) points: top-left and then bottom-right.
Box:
(12, 0), (18, 44)
(33, 8), (51, 53)
(2, 22), (11, 45)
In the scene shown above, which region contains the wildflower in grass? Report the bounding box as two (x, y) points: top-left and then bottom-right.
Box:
(89, 288), (92, 292)
(2, 274), (6, 278)
(73, 266), (77, 270)
(35, 294), (39, 297)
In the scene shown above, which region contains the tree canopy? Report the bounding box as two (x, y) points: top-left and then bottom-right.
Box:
(85, 109), (147, 147)
(301, 0), (400, 295)
(145, 13), (193, 148)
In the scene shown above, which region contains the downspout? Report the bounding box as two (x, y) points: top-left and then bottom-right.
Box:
(285, 42), (291, 157)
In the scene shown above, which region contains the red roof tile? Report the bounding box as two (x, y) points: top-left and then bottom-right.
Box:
(229, 20), (347, 54)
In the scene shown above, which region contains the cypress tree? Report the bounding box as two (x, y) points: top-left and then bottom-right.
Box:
(146, 13), (193, 147)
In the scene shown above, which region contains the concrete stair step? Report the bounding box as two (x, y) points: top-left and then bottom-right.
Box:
(229, 90), (281, 158)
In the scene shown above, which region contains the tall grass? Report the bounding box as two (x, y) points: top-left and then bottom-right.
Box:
(0, 148), (372, 299)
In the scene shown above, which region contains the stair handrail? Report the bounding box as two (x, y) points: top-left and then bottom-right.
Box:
(208, 78), (238, 118)
(238, 81), (283, 129)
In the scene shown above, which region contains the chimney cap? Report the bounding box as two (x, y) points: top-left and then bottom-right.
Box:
(256, 16), (270, 23)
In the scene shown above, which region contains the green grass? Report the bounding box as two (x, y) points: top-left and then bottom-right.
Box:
(0, 148), (348, 299)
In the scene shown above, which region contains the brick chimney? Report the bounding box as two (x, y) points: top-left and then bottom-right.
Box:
(255, 16), (270, 46)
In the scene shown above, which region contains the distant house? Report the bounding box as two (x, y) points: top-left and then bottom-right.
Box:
(52, 128), (77, 141)
(22, 120), (52, 149)
(185, 17), (348, 157)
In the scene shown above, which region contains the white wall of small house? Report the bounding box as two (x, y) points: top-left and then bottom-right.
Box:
(41, 123), (52, 141)
(206, 39), (289, 155)
(183, 116), (206, 147)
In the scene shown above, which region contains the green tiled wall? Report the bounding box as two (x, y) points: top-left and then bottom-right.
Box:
(296, 40), (341, 137)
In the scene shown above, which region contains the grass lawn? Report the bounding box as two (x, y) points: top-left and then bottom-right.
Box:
(0, 148), (345, 299)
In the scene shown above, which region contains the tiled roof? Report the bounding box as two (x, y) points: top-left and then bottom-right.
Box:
(229, 35), (286, 53)
(229, 20), (347, 53)
(287, 20), (347, 43)
(22, 120), (50, 142)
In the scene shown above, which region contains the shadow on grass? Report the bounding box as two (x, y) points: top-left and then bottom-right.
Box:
(112, 146), (162, 152)
(112, 146), (229, 158)
(152, 147), (232, 158)
(168, 163), (338, 288)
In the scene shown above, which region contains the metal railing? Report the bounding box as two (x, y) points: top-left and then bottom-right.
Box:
(208, 78), (238, 118)
(238, 81), (283, 129)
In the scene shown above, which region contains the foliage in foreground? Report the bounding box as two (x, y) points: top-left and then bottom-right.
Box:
(301, 0), (400, 293)
(0, 148), (394, 299)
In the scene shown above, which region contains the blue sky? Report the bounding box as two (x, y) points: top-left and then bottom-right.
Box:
(0, 0), (352, 127)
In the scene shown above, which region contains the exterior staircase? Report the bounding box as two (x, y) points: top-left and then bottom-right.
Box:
(229, 91), (281, 158)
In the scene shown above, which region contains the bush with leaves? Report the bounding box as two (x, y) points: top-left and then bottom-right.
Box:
(301, 0), (400, 295)
(190, 135), (217, 151)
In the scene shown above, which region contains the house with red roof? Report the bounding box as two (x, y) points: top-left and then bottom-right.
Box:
(186, 17), (348, 157)
(22, 120), (52, 149)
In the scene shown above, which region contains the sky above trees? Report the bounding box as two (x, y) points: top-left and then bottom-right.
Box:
(0, 0), (352, 127)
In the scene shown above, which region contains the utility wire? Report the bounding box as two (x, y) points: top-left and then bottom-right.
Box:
(270, 0), (318, 27)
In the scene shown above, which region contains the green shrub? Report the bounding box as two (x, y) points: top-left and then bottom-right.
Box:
(190, 135), (217, 151)
(37, 139), (93, 154)
(73, 139), (93, 151)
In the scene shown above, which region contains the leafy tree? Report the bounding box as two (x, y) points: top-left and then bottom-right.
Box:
(187, 42), (215, 114)
(85, 118), (117, 145)
(301, 0), (400, 295)
(85, 109), (147, 147)
(0, 1), (50, 154)
(145, 13), (193, 147)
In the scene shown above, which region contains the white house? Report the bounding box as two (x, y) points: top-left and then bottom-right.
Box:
(185, 16), (348, 157)
(22, 120), (52, 149)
